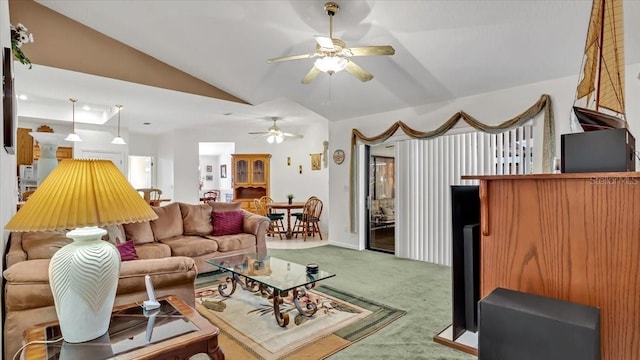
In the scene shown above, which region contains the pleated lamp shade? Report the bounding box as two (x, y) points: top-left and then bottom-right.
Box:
(6, 159), (158, 231)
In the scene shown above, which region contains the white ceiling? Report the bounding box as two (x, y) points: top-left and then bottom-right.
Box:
(14, 0), (640, 135)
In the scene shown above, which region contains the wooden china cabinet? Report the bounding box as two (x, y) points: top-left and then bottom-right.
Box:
(231, 154), (271, 213)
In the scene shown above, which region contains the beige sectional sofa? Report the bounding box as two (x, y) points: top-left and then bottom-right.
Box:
(3, 201), (269, 360)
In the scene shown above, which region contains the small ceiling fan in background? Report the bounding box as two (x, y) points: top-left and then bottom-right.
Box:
(248, 117), (303, 144)
(267, 2), (395, 84)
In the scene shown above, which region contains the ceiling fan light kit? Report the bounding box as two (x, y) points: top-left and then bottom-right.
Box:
(267, 2), (395, 84)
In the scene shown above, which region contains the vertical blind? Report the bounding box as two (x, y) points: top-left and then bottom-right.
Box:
(395, 125), (533, 265)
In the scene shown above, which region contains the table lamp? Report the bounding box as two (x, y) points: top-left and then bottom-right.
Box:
(5, 159), (158, 343)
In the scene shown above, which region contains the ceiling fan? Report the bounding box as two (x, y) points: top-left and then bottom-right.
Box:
(267, 2), (395, 84)
(248, 117), (303, 144)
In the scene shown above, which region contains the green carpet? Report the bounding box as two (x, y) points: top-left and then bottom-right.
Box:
(263, 246), (475, 360)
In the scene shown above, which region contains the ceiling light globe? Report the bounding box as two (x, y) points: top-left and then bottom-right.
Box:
(314, 56), (348, 73)
(266, 135), (275, 144)
(275, 135), (284, 144)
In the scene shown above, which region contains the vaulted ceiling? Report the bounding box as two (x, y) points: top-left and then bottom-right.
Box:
(12, 0), (640, 134)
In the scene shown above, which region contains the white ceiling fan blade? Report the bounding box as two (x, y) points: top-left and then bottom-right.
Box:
(282, 132), (304, 139)
(347, 45), (395, 57)
(248, 132), (270, 135)
(314, 35), (335, 50)
(345, 60), (374, 82)
(301, 66), (321, 84)
(267, 53), (314, 64)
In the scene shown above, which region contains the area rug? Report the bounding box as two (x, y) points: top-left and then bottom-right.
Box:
(194, 278), (405, 360)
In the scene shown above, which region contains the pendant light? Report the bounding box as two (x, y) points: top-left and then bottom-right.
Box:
(64, 98), (82, 142)
(111, 104), (126, 145)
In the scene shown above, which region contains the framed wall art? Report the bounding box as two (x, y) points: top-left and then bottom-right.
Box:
(310, 153), (322, 170)
(220, 164), (227, 178)
(332, 149), (345, 165)
(206, 165), (213, 173)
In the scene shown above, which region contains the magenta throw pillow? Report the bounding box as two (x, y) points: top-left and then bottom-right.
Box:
(116, 240), (138, 261)
(213, 210), (244, 236)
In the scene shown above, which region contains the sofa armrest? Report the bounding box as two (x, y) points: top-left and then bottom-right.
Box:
(242, 210), (269, 256)
(5, 232), (27, 269)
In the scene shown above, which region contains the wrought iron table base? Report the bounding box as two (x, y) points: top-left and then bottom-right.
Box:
(217, 273), (318, 327)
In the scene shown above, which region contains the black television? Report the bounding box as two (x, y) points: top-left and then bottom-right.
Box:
(450, 185), (480, 338)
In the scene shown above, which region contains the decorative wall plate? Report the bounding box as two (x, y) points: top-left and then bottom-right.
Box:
(333, 149), (345, 164)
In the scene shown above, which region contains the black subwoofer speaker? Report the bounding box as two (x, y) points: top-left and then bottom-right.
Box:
(561, 128), (636, 173)
(478, 288), (600, 360)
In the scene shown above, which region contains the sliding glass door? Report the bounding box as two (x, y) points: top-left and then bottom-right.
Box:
(366, 144), (395, 253)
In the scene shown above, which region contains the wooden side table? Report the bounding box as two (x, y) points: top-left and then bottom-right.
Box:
(22, 295), (224, 360)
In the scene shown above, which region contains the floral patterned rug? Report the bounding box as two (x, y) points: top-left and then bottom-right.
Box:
(194, 278), (405, 360)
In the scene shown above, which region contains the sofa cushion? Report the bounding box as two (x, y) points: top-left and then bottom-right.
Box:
(213, 210), (244, 236)
(135, 242), (172, 259)
(123, 221), (155, 245)
(21, 231), (72, 260)
(116, 240), (138, 261)
(208, 201), (241, 212)
(205, 233), (256, 252)
(151, 203), (184, 240)
(160, 236), (219, 257)
(179, 203), (213, 236)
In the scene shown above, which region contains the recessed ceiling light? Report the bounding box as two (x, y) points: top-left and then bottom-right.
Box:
(18, 94), (28, 100)
(143, 122), (151, 125)
(82, 105), (91, 111)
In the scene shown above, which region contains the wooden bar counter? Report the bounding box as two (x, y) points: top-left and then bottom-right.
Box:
(462, 172), (640, 360)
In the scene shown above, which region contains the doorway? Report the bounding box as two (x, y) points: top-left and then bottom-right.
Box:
(366, 144), (395, 253)
(128, 155), (153, 189)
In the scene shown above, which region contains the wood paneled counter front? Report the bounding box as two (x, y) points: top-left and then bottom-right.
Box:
(462, 172), (640, 360)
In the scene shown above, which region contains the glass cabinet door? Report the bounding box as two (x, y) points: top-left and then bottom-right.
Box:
(252, 159), (265, 184)
(236, 159), (249, 184)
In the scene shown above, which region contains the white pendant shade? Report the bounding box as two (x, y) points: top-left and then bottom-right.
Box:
(111, 104), (126, 145)
(111, 136), (126, 145)
(65, 133), (82, 142)
(66, 98), (82, 142)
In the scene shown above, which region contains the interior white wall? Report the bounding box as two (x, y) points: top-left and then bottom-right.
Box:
(1, 1), (13, 357)
(156, 132), (175, 199)
(328, 63), (640, 251)
(199, 155), (218, 190)
(128, 133), (157, 187)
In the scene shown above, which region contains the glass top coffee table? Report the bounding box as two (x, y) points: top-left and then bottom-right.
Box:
(205, 253), (335, 327)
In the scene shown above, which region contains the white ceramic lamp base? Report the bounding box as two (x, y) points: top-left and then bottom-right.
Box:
(48, 226), (120, 343)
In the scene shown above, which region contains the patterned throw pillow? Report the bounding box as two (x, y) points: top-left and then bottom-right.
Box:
(116, 240), (138, 261)
(212, 210), (244, 236)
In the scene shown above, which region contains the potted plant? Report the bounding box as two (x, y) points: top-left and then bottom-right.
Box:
(287, 194), (294, 204)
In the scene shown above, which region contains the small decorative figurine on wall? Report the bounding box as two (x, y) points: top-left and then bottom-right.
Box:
(322, 141), (329, 168)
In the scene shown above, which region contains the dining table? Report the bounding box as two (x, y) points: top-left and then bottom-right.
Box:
(267, 201), (306, 239)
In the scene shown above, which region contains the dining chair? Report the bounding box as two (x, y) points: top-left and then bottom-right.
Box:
(21, 190), (35, 201)
(254, 198), (285, 239)
(293, 196), (323, 241)
(203, 190), (220, 203)
(137, 188), (162, 205)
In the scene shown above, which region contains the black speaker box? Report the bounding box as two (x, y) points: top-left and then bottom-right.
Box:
(478, 287), (600, 360)
(561, 128), (636, 173)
